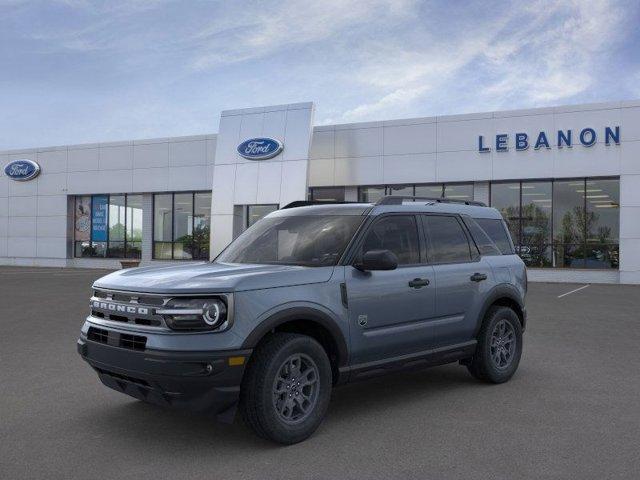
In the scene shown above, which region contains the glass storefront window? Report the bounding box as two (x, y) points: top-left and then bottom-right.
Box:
(444, 183), (474, 201)
(585, 179), (619, 269)
(490, 182), (521, 249)
(358, 186), (386, 202)
(153, 194), (173, 259)
(153, 191), (211, 261)
(247, 204), (279, 228)
(74, 194), (143, 259)
(520, 181), (552, 267)
(553, 179), (588, 268)
(126, 195), (143, 259)
(488, 177), (619, 269)
(309, 187), (345, 202)
(107, 195), (126, 258)
(193, 192), (212, 260)
(173, 193), (194, 260)
(387, 185), (414, 197)
(415, 184), (444, 198)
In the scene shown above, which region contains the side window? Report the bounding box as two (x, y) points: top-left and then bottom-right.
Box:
(462, 216), (501, 256)
(424, 215), (472, 263)
(360, 215), (420, 265)
(475, 218), (515, 254)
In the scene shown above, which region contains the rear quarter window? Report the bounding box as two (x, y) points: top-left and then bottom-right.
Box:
(474, 218), (515, 255)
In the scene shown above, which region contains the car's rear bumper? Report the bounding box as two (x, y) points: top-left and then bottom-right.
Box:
(77, 335), (251, 421)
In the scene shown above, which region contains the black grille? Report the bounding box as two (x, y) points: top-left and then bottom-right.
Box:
(87, 327), (147, 351)
(109, 291), (164, 306)
(87, 327), (108, 344)
(119, 333), (147, 351)
(91, 289), (167, 329)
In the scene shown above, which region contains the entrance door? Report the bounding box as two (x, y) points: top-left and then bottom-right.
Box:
(346, 214), (437, 365)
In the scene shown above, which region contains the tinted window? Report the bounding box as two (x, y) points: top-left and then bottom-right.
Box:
(361, 215), (420, 265)
(217, 215), (363, 267)
(462, 217), (501, 256)
(424, 215), (471, 263)
(475, 218), (514, 254)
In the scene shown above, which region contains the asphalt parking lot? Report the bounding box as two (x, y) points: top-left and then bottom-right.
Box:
(1, 267), (640, 480)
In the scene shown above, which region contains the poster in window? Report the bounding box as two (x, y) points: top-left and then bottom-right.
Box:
(91, 195), (108, 242)
(74, 196), (91, 241)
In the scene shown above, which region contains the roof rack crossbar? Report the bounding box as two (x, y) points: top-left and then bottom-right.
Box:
(375, 195), (486, 207)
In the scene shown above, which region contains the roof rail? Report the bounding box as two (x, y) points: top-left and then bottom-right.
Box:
(281, 200), (359, 209)
(375, 195), (486, 207)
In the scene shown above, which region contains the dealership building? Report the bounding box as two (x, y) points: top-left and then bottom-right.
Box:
(1, 100), (639, 284)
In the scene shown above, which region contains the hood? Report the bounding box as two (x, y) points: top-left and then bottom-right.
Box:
(93, 262), (335, 294)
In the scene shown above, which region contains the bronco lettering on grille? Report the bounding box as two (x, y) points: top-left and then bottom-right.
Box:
(92, 301), (149, 315)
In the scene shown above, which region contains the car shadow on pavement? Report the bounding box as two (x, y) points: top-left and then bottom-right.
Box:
(81, 363), (481, 450)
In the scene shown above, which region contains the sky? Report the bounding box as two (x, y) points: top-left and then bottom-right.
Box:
(1, 0), (639, 150)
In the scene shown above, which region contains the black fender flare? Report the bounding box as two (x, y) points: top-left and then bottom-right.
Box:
(241, 306), (349, 367)
(474, 283), (526, 336)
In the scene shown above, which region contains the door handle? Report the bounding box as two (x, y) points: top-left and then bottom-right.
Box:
(408, 278), (430, 288)
(470, 272), (488, 282)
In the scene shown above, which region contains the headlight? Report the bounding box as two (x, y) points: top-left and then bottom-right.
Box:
(157, 297), (229, 331)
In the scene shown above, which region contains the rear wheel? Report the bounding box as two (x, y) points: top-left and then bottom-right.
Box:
(240, 333), (332, 444)
(467, 306), (522, 383)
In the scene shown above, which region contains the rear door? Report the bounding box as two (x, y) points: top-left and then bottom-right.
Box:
(345, 214), (437, 365)
(422, 214), (492, 346)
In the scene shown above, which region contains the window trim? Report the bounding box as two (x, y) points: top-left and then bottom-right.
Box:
(152, 191), (211, 261)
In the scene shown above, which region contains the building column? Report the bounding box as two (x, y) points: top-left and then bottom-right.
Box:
(141, 193), (153, 263)
(619, 174), (640, 284)
(474, 181), (489, 205)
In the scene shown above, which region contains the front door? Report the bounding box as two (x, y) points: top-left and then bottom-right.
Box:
(346, 214), (437, 365)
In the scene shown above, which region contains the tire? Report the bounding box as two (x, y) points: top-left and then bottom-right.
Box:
(240, 332), (332, 444)
(467, 306), (523, 383)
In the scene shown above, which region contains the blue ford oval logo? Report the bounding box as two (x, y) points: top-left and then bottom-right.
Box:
(4, 159), (41, 181)
(237, 137), (283, 160)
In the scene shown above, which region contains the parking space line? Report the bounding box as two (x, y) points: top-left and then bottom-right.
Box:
(557, 284), (590, 298)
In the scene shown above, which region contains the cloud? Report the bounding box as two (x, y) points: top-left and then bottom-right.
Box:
(335, 0), (630, 122)
(189, 0), (418, 70)
(0, 0), (637, 149)
(480, 0), (625, 105)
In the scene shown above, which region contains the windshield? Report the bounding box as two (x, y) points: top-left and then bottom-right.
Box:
(216, 215), (364, 267)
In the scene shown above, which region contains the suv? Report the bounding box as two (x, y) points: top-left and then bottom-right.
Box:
(78, 196), (527, 444)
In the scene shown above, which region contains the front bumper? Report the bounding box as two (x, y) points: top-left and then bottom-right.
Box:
(77, 334), (252, 420)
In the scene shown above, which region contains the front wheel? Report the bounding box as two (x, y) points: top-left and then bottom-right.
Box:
(240, 333), (332, 444)
(467, 306), (523, 383)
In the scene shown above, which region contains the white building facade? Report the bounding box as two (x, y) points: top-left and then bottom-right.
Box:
(1, 100), (639, 283)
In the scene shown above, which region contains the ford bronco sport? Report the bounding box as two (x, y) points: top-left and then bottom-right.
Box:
(78, 196), (527, 444)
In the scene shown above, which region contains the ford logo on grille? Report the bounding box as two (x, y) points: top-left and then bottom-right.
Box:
(4, 159), (41, 181)
(237, 137), (283, 160)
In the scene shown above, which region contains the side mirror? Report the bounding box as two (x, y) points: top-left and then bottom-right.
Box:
(354, 249), (398, 271)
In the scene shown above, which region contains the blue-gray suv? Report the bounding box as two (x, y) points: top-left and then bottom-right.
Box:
(78, 196), (527, 444)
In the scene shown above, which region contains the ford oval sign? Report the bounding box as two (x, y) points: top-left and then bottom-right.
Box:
(4, 159), (41, 181)
(237, 138), (283, 160)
